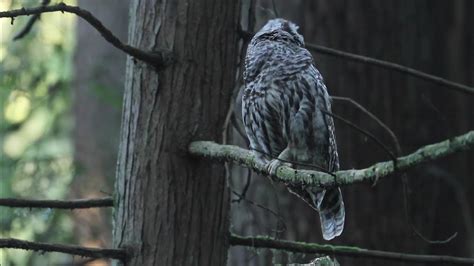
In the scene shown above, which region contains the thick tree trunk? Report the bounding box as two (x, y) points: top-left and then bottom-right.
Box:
(113, 1), (240, 265)
(71, 0), (127, 250)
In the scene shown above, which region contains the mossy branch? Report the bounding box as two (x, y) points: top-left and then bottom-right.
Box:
(0, 238), (126, 261)
(229, 234), (474, 264)
(189, 131), (474, 188)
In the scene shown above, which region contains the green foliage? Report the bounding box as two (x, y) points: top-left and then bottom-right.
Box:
(0, 0), (76, 265)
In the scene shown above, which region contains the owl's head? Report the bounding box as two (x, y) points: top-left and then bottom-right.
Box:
(253, 19), (304, 46)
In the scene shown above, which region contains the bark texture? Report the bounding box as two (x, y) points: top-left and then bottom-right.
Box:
(113, 0), (240, 265)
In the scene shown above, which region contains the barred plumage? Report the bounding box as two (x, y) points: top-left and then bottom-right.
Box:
(242, 19), (345, 240)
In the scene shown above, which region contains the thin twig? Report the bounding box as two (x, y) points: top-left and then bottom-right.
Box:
(400, 171), (457, 245)
(248, 0), (256, 33)
(222, 84), (238, 188)
(238, 30), (474, 95)
(0, 238), (126, 261)
(0, 3), (172, 68)
(305, 43), (474, 95)
(324, 107), (397, 184)
(320, 110), (397, 162)
(426, 166), (474, 246)
(231, 114), (249, 145)
(232, 171), (252, 203)
(188, 130), (474, 188)
(231, 190), (287, 233)
(0, 197), (113, 209)
(12, 0), (50, 40)
(271, 0), (279, 18)
(331, 96), (401, 155)
(321, 109), (396, 185)
(240, 171), (252, 199)
(412, 226), (457, 244)
(229, 234), (474, 264)
(403, 166), (466, 245)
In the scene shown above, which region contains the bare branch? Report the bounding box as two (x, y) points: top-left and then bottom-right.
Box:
(306, 43), (474, 95)
(331, 96), (401, 154)
(0, 238), (126, 261)
(0, 3), (172, 68)
(231, 190), (287, 233)
(12, 0), (50, 40)
(231, 170), (252, 203)
(238, 30), (474, 95)
(229, 234), (474, 264)
(231, 114), (249, 145)
(321, 109), (397, 162)
(189, 131), (474, 188)
(270, 0), (279, 18)
(0, 197), (113, 209)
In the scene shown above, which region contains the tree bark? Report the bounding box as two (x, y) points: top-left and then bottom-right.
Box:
(113, 1), (240, 265)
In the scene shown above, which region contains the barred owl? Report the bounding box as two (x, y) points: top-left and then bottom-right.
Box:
(242, 19), (345, 240)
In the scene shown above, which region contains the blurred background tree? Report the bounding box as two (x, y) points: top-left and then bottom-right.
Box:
(0, 0), (126, 265)
(0, 0), (76, 264)
(69, 0), (126, 264)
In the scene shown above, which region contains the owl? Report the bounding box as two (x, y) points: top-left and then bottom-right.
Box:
(242, 19), (345, 240)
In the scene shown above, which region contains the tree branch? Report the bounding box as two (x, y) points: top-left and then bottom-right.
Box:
(0, 197), (113, 209)
(331, 96), (401, 155)
(189, 130), (474, 188)
(229, 234), (474, 264)
(0, 238), (126, 261)
(239, 30), (474, 95)
(321, 109), (397, 162)
(12, 0), (50, 40)
(304, 43), (474, 95)
(0, 3), (172, 68)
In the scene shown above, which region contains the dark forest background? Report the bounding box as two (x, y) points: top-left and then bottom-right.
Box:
(0, 0), (472, 265)
(230, 1), (474, 265)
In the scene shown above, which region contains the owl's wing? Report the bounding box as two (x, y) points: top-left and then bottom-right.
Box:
(315, 74), (340, 172)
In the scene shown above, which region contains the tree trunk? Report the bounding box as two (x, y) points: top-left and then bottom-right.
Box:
(113, 1), (240, 265)
(71, 0), (127, 251)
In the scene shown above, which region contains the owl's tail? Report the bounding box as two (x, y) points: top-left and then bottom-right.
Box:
(311, 188), (345, 240)
(286, 185), (345, 240)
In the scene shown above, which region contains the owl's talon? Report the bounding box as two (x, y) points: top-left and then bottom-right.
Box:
(265, 159), (291, 177)
(266, 159), (281, 176)
(371, 175), (380, 187)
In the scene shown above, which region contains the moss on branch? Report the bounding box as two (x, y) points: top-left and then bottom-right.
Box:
(189, 131), (474, 188)
(229, 234), (474, 264)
